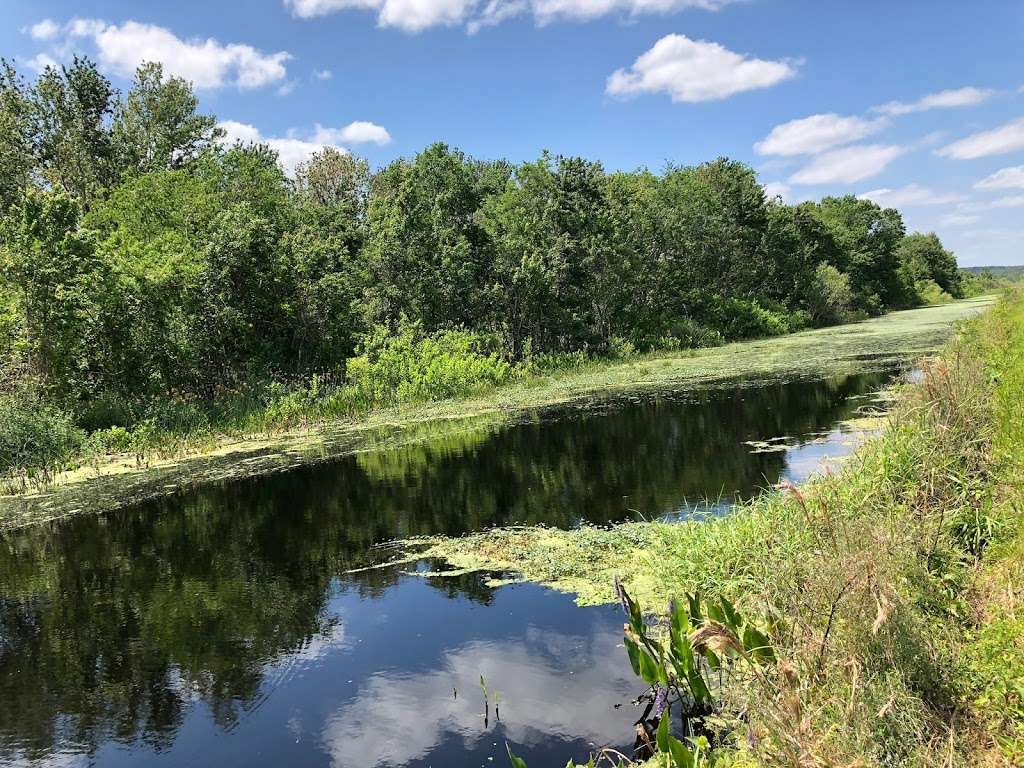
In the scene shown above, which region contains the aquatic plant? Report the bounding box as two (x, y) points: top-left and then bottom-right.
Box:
(508, 581), (777, 767)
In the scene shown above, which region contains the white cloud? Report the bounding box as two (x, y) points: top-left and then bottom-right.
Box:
(975, 165), (1024, 190)
(466, 0), (528, 33)
(530, 0), (733, 24)
(285, 0), (736, 31)
(762, 181), (790, 201)
(40, 19), (291, 90)
(322, 629), (637, 768)
(217, 120), (265, 145)
(24, 53), (58, 73)
(990, 195), (1024, 208)
(789, 144), (904, 185)
(940, 213), (981, 227)
(856, 184), (963, 207)
(27, 19), (60, 40)
(872, 86), (994, 116)
(606, 34), (797, 103)
(937, 118), (1024, 160)
(314, 121), (392, 145)
(754, 114), (886, 157)
(219, 120), (344, 174)
(313, 68), (333, 80)
(217, 120), (389, 174)
(285, 0), (478, 31)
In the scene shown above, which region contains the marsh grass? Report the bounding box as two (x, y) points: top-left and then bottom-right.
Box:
(407, 292), (1024, 767)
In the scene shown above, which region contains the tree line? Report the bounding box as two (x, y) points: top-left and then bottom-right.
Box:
(0, 57), (967, 457)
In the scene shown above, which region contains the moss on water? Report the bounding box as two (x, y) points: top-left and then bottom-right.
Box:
(0, 297), (992, 530)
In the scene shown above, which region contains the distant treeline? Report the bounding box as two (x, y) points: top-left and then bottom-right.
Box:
(0, 57), (979, 471)
(963, 265), (1024, 280)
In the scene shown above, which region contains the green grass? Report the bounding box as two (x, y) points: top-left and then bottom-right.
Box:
(400, 291), (1024, 767)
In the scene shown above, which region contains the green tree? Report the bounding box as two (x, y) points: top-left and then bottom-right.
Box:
(481, 152), (610, 355)
(365, 143), (495, 332)
(896, 232), (962, 299)
(32, 57), (118, 207)
(0, 190), (98, 395)
(759, 201), (838, 310)
(112, 62), (221, 177)
(0, 60), (35, 213)
(816, 195), (906, 313)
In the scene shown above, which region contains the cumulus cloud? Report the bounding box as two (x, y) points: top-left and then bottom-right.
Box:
(856, 184), (963, 207)
(606, 34), (797, 103)
(872, 86), (994, 116)
(322, 629), (636, 768)
(789, 144), (904, 185)
(314, 121), (392, 145)
(762, 181), (790, 202)
(217, 120), (390, 174)
(754, 113), (886, 157)
(26, 18), (290, 90)
(313, 68), (333, 80)
(937, 118), (1024, 160)
(24, 53), (58, 73)
(285, 0), (737, 31)
(285, 0), (477, 31)
(27, 19), (60, 40)
(975, 165), (1024, 190)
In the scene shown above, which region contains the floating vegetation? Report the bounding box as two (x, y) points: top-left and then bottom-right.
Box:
(0, 298), (990, 530)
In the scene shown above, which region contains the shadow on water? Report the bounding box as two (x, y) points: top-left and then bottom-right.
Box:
(0, 370), (892, 767)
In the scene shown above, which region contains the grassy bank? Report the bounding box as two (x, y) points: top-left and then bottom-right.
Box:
(0, 298), (991, 530)
(402, 291), (1024, 767)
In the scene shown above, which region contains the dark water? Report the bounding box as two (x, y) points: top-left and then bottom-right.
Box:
(0, 372), (891, 768)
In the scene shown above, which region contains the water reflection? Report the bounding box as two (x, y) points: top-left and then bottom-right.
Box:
(0, 372), (891, 767)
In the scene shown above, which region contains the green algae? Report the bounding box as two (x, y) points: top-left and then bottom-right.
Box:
(0, 297), (993, 530)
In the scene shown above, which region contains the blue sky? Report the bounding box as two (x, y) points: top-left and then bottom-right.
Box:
(4, 0), (1024, 265)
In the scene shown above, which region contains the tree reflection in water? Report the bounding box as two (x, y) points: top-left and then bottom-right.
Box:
(0, 371), (890, 767)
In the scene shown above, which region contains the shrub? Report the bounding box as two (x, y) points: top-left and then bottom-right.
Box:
(0, 390), (84, 475)
(662, 317), (725, 349)
(347, 322), (517, 406)
(692, 295), (791, 341)
(915, 279), (953, 306)
(805, 263), (855, 326)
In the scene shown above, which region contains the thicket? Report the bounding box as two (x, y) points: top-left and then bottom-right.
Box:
(0, 57), (968, 478)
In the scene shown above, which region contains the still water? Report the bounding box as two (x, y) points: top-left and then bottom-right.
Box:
(0, 371), (891, 767)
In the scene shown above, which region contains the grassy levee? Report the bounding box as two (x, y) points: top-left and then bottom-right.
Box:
(0, 298), (991, 530)
(403, 291), (1024, 767)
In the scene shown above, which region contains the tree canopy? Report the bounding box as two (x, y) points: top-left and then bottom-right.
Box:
(0, 57), (964, 437)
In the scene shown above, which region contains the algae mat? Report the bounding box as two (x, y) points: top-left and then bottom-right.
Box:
(0, 297), (993, 530)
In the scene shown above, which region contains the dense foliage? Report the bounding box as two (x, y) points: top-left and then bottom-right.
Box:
(0, 57), (967, 475)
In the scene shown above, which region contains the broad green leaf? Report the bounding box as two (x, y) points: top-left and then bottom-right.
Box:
(624, 634), (642, 676)
(638, 648), (660, 684)
(506, 744), (528, 768)
(668, 736), (695, 768)
(720, 597), (742, 631)
(656, 710), (671, 752)
(743, 625), (775, 663)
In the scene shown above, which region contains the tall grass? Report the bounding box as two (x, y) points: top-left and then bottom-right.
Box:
(414, 291), (1024, 767)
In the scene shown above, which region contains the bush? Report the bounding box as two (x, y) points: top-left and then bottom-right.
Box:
(806, 263), (855, 326)
(692, 295), (791, 341)
(84, 425), (133, 454)
(347, 322), (517, 406)
(0, 390), (84, 474)
(661, 317), (725, 349)
(915, 279), (954, 306)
